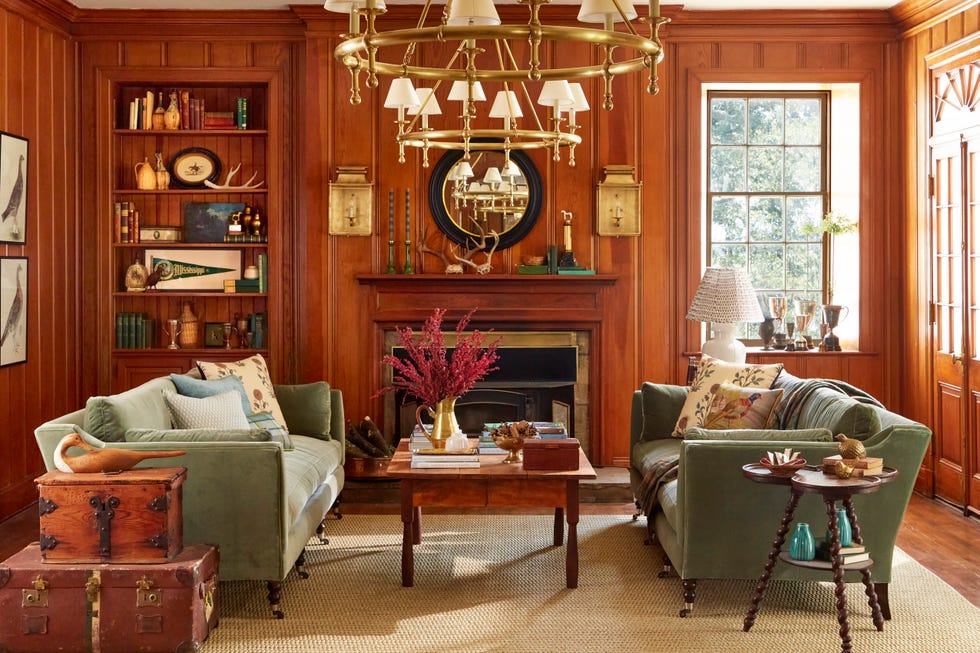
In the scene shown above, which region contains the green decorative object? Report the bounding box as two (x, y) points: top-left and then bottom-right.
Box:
(789, 522), (815, 561)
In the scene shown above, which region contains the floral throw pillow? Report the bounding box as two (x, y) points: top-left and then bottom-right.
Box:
(671, 355), (783, 437)
(701, 383), (784, 430)
(197, 354), (289, 433)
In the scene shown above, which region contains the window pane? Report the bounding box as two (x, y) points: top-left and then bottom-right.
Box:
(710, 146), (746, 192)
(785, 98), (821, 145)
(786, 196), (823, 241)
(785, 147), (822, 192)
(748, 98), (784, 144)
(786, 243), (819, 289)
(749, 196), (784, 241)
(711, 196), (748, 242)
(710, 98), (746, 144)
(749, 244), (785, 289)
(747, 147), (784, 192)
(711, 244), (746, 269)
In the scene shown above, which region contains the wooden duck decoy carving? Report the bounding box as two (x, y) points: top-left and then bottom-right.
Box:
(835, 433), (867, 460)
(54, 431), (186, 474)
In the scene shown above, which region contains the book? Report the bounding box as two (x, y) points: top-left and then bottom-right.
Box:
(180, 90), (190, 130)
(413, 453), (479, 463)
(204, 112), (236, 129)
(817, 540), (866, 555)
(557, 268), (597, 275)
(237, 96), (248, 129)
(816, 548), (870, 564)
(823, 454), (884, 469)
(517, 264), (549, 275)
(114, 202), (122, 242)
(258, 253), (267, 293)
(411, 459), (480, 469)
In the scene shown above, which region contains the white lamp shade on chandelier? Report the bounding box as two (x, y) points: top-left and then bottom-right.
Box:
(447, 80), (487, 104)
(488, 90), (524, 120)
(448, 0), (501, 26)
(686, 267), (764, 363)
(482, 167), (503, 185)
(384, 78), (420, 110)
(578, 0), (638, 24)
(322, 0), (386, 11)
(537, 80), (575, 111)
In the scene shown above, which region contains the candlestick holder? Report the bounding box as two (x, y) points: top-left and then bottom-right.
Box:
(386, 240), (396, 274)
(403, 240), (414, 274)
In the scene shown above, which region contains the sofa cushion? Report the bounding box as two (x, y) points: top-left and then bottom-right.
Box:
(247, 411), (294, 450)
(631, 438), (682, 475)
(83, 377), (174, 442)
(197, 354), (289, 433)
(163, 390), (250, 430)
(169, 373), (252, 417)
(274, 382), (332, 441)
(672, 356), (784, 437)
(125, 427), (271, 443)
(640, 383), (689, 442)
(282, 435), (343, 526)
(684, 427), (833, 441)
(793, 388), (881, 440)
(701, 383), (783, 430)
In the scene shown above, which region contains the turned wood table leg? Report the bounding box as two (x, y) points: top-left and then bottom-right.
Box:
(826, 498), (852, 653)
(413, 506), (422, 545)
(401, 480), (415, 587)
(744, 489), (801, 632)
(554, 507), (565, 546)
(566, 481), (579, 589)
(843, 497), (884, 629)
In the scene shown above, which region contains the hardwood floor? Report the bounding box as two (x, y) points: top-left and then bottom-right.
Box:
(2, 490), (977, 608)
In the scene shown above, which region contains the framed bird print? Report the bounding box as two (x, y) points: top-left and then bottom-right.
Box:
(0, 257), (27, 367)
(0, 131), (29, 245)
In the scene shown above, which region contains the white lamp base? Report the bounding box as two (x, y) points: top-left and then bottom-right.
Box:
(701, 323), (746, 363)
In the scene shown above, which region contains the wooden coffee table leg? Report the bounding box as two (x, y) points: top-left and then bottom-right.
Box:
(566, 480), (580, 589)
(413, 506), (422, 545)
(744, 489), (801, 631)
(554, 507), (564, 545)
(401, 480), (414, 587)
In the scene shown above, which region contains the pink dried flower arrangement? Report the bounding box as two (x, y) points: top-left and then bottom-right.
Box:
(377, 308), (500, 407)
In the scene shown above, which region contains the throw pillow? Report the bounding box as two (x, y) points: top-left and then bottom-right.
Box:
(672, 355), (783, 437)
(83, 376), (174, 442)
(247, 411), (295, 450)
(169, 373), (252, 417)
(639, 382), (689, 442)
(684, 427), (833, 442)
(125, 427), (271, 443)
(273, 382), (332, 440)
(197, 354), (288, 433)
(701, 383), (784, 430)
(163, 390), (250, 430)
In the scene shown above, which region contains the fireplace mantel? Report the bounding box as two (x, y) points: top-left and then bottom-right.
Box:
(357, 274), (618, 326)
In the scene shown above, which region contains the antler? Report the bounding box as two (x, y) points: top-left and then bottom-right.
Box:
(420, 225), (463, 274)
(204, 162), (265, 190)
(455, 220), (499, 275)
(454, 219), (488, 269)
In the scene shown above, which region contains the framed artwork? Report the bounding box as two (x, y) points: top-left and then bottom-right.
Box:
(0, 256), (28, 367)
(183, 202), (245, 243)
(169, 147), (221, 188)
(0, 131), (29, 245)
(204, 322), (225, 348)
(145, 248), (242, 291)
(551, 400), (570, 433)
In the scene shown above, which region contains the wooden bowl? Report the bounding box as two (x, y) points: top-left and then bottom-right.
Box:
(522, 255), (545, 266)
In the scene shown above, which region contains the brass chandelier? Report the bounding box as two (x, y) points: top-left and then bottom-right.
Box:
(326, 0), (668, 166)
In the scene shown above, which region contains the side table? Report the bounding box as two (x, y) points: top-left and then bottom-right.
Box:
(741, 464), (898, 653)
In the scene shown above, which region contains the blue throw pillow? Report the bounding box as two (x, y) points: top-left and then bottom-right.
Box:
(170, 373), (252, 417)
(247, 411), (294, 450)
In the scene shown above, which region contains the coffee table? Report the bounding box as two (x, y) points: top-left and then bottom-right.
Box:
(385, 439), (597, 588)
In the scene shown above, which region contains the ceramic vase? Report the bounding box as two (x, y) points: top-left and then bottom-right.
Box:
(758, 317), (776, 350)
(789, 522), (815, 561)
(415, 396), (460, 450)
(826, 508), (853, 547)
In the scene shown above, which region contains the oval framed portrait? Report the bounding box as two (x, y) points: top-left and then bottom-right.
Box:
(170, 147), (221, 188)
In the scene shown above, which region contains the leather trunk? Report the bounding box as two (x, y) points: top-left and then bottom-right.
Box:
(36, 468), (185, 563)
(0, 542), (218, 653)
(523, 438), (581, 470)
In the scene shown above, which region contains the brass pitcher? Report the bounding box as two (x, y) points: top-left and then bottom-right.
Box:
(415, 396), (461, 450)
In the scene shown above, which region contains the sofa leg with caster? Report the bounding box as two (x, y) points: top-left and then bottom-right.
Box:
(658, 554), (672, 579)
(316, 519), (330, 545)
(295, 548), (310, 579)
(679, 579), (697, 617)
(267, 580), (284, 619)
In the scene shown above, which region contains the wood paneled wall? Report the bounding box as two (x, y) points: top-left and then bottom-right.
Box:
(0, 0), (76, 522)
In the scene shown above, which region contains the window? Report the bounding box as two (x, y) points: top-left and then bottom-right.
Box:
(707, 91), (829, 339)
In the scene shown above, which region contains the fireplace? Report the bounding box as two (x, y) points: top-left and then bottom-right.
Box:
(383, 331), (591, 454)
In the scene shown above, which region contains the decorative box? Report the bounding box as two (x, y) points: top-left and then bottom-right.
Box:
(523, 438), (581, 471)
(36, 467), (185, 564)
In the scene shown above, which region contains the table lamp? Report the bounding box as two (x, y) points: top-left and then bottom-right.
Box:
(686, 267), (764, 363)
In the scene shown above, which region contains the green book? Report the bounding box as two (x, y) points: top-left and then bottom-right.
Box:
(115, 312), (125, 349)
(517, 265), (549, 275)
(557, 269), (597, 275)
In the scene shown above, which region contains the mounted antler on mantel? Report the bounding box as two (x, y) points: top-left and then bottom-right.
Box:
(454, 218), (500, 275)
(420, 225), (464, 274)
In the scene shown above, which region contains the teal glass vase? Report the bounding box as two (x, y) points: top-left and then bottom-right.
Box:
(826, 508), (853, 547)
(789, 522), (815, 561)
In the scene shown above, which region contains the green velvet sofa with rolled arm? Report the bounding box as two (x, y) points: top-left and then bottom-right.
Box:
(629, 370), (931, 618)
(33, 373), (345, 619)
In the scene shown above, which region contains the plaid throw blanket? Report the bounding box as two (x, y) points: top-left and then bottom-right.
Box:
(638, 455), (680, 518)
(777, 378), (884, 430)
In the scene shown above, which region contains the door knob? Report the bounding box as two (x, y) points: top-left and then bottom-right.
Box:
(952, 352), (965, 364)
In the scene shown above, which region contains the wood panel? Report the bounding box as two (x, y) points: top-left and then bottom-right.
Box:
(0, 2), (76, 522)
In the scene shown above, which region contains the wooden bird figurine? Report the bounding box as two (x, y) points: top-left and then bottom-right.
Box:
(835, 433), (867, 460)
(1, 155), (25, 222)
(0, 263), (24, 351)
(144, 263), (166, 290)
(54, 431), (186, 474)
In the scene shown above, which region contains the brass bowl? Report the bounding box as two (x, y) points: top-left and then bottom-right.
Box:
(492, 435), (525, 463)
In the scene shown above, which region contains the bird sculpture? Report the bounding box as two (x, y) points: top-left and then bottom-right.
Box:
(144, 263), (166, 290)
(835, 433), (867, 460)
(0, 263), (24, 352)
(1, 155), (25, 223)
(54, 431), (186, 474)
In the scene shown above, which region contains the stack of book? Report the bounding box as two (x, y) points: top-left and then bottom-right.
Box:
(478, 421), (568, 454)
(822, 454), (884, 477)
(410, 449), (479, 469)
(115, 312), (155, 349)
(815, 540), (870, 565)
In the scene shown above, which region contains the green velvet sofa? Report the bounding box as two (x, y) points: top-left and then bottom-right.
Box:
(630, 371), (931, 618)
(33, 373), (345, 619)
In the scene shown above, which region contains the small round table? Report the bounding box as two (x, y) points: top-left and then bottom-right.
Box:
(741, 464), (897, 653)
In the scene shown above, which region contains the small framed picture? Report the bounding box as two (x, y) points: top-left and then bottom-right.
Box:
(1, 256), (28, 367)
(0, 131), (29, 245)
(551, 400), (570, 433)
(140, 225), (183, 242)
(204, 322), (225, 348)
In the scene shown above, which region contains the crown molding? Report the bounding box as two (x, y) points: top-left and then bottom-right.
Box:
(890, 0), (978, 37)
(0, 0), (75, 34)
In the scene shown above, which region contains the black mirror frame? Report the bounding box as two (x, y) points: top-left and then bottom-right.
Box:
(427, 147), (543, 251)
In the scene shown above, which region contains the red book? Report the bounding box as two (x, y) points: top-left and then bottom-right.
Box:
(180, 90), (190, 130)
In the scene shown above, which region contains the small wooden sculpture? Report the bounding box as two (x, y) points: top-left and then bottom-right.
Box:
(54, 431), (185, 474)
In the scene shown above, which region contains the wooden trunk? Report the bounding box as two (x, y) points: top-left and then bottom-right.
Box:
(0, 543), (218, 653)
(36, 468), (185, 564)
(523, 438), (581, 471)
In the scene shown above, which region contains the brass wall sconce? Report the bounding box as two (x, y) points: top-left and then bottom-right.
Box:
(596, 164), (641, 236)
(329, 166), (373, 236)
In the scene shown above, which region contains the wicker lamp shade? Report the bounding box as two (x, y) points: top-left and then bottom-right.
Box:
(686, 267), (764, 325)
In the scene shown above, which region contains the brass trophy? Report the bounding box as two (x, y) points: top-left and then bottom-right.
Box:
(767, 296), (787, 347)
(162, 318), (182, 350)
(793, 299), (819, 350)
(822, 304), (849, 352)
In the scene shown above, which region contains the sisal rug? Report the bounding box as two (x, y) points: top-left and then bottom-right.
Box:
(205, 514), (980, 653)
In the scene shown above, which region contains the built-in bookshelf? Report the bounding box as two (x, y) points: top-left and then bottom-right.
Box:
(98, 68), (284, 391)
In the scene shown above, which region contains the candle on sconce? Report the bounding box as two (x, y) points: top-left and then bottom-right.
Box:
(388, 189), (394, 236)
